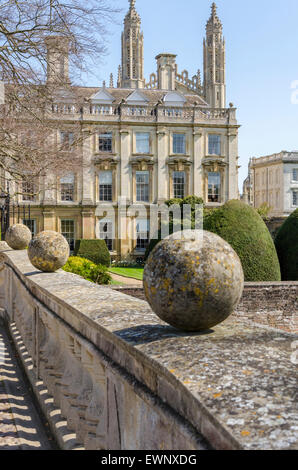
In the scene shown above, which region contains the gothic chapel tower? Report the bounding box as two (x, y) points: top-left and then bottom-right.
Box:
(203, 3), (226, 108)
(121, 0), (145, 89)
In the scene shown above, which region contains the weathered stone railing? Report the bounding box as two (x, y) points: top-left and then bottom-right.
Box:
(49, 103), (237, 125)
(0, 243), (297, 450)
(114, 283), (298, 334)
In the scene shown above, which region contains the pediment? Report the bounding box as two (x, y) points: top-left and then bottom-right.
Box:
(126, 89), (149, 105)
(163, 91), (186, 106)
(90, 88), (115, 104)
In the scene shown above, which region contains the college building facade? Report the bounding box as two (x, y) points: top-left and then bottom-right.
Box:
(243, 151), (298, 218)
(7, 1), (240, 259)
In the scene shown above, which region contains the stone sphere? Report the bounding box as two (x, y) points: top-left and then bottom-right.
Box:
(28, 231), (70, 273)
(5, 224), (32, 250)
(143, 230), (244, 332)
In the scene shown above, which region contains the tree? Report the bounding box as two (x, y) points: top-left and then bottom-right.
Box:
(0, 0), (119, 196)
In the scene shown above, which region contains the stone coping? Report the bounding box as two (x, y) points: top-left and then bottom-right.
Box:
(0, 243), (297, 450)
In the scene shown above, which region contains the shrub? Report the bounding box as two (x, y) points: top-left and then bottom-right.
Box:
(74, 239), (110, 267)
(63, 256), (111, 285)
(275, 208), (298, 281)
(203, 200), (281, 282)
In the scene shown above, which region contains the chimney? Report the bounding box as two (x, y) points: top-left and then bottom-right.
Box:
(156, 54), (177, 90)
(45, 36), (70, 85)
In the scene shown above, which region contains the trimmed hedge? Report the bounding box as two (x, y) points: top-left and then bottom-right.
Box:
(275, 208), (298, 281)
(74, 239), (110, 267)
(63, 256), (111, 285)
(203, 200), (281, 282)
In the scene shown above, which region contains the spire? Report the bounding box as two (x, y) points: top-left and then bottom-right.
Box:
(117, 65), (121, 88)
(203, 3), (226, 108)
(121, 0), (144, 89)
(109, 73), (114, 88)
(206, 2), (222, 32)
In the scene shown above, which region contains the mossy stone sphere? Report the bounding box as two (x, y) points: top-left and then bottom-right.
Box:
(5, 224), (32, 250)
(28, 231), (70, 273)
(143, 230), (244, 332)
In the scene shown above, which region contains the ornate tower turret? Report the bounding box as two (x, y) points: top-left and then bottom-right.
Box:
(121, 0), (145, 89)
(45, 36), (70, 85)
(203, 3), (226, 108)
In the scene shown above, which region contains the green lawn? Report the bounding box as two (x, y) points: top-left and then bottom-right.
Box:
(108, 267), (144, 281)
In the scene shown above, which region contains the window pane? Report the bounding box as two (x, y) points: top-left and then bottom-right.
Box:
(60, 173), (74, 201)
(208, 172), (221, 203)
(136, 171), (149, 202)
(136, 133), (150, 154)
(99, 171), (113, 201)
(61, 219), (75, 251)
(136, 219), (149, 250)
(173, 134), (186, 154)
(99, 220), (113, 251)
(173, 171), (185, 199)
(23, 219), (36, 236)
(208, 135), (221, 155)
(99, 133), (112, 152)
(293, 192), (298, 206)
(293, 169), (298, 181)
(22, 181), (36, 201)
(60, 131), (74, 149)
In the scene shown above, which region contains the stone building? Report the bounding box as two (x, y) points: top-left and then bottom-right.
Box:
(247, 151), (298, 218)
(8, 1), (240, 259)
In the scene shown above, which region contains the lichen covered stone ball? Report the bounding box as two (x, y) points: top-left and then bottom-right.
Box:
(5, 224), (32, 250)
(28, 231), (70, 273)
(143, 230), (244, 331)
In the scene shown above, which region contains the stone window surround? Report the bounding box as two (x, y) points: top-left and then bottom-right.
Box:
(292, 168), (298, 183)
(171, 132), (187, 156)
(98, 218), (115, 252)
(207, 132), (223, 157)
(131, 160), (154, 204)
(134, 217), (150, 253)
(59, 130), (75, 151)
(168, 160), (191, 200)
(95, 163), (117, 203)
(19, 179), (39, 204)
(58, 217), (76, 251)
(202, 161), (225, 205)
(132, 130), (154, 156)
(93, 129), (117, 156)
(57, 173), (77, 203)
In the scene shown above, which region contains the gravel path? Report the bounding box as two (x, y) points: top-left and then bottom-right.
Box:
(109, 272), (143, 286)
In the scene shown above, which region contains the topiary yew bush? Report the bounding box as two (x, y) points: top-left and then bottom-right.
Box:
(74, 239), (110, 267)
(274, 208), (298, 281)
(203, 200), (281, 282)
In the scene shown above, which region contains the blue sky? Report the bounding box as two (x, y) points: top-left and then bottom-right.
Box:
(81, 0), (298, 192)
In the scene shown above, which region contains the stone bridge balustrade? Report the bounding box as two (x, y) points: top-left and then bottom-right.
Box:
(48, 101), (237, 125)
(0, 242), (297, 451)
